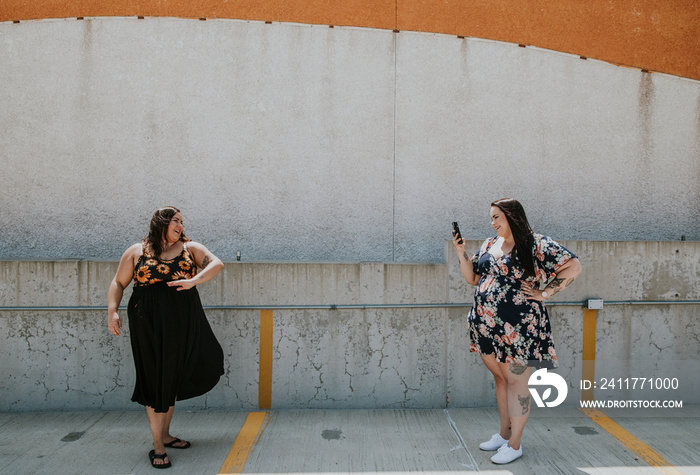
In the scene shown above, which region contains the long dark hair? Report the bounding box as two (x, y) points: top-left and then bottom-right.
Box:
(143, 206), (190, 258)
(491, 198), (536, 277)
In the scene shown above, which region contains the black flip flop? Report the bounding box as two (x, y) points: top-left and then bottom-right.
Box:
(149, 449), (171, 469)
(164, 438), (191, 449)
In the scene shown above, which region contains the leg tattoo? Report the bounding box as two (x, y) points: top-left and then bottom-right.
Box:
(509, 362), (527, 375)
(518, 393), (531, 415)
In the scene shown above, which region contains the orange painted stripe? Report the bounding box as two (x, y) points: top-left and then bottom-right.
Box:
(581, 308), (596, 402)
(258, 309), (273, 409)
(0, 0), (395, 29)
(219, 411), (270, 474)
(581, 408), (684, 475)
(399, 1), (700, 81)
(1, 1), (698, 81)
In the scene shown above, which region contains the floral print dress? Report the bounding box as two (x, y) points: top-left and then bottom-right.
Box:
(133, 244), (197, 287)
(468, 233), (576, 368)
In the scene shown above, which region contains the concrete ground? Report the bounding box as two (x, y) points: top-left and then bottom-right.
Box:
(0, 406), (698, 475)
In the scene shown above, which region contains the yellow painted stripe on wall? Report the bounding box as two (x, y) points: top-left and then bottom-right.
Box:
(219, 411), (271, 474)
(581, 308), (596, 402)
(259, 309), (273, 409)
(1, 1), (698, 81)
(581, 408), (684, 475)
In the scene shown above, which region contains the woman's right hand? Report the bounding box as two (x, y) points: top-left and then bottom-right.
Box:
(454, 235), (480, 286)
(108, 311), (122, 336)
(453, 235), (466, 257)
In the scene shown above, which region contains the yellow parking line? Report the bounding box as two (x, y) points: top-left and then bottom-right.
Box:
(581, 408), (684, 475)
(219, 411), (271, 474)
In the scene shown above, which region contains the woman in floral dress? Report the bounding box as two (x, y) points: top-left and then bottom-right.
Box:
(107, 206), (225, 469)
(453, 198), (581, 465)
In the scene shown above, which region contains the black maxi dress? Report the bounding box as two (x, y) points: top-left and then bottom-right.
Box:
(127, 244), (224, 413)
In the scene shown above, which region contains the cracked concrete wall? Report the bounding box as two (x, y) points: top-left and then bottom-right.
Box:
(271, 307), (448, 409)
(0, 240), (698, 411)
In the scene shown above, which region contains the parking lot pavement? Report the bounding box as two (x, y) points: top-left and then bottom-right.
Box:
(0, 406), (698, 475)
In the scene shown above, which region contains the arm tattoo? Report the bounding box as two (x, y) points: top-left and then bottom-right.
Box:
(544, 276), (577, 297)
(549, 277), (565, 288)
(201, 255), (212, 269)
(518, 393), (531, 415)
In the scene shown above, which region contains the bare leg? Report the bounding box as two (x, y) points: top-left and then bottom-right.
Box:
(161, 408), (190, 447)
(481, 354), (511, 440)
(146, 406), (174, 466)
(498, 362), (532, 450)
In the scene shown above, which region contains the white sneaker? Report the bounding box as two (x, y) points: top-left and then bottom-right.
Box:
(479, 433), (509, 451)
(491, 443), (523, 464)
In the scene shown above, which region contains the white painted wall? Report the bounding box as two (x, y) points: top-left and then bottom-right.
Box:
(1, 18), (698, 262)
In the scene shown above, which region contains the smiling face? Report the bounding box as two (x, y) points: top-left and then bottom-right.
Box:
(490, 206), (512, 239)
(165, 213), (184, 244)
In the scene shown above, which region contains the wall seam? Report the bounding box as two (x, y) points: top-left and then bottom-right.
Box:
(392, 29), (398, 261)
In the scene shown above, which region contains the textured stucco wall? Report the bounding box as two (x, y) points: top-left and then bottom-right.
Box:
(1, 18), (699, 263)
(1, 240), (698, 411)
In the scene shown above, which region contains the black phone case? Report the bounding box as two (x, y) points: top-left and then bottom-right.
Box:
(452, 222), (463, 244)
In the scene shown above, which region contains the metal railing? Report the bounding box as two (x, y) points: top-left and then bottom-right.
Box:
(1, 300), (699, 311)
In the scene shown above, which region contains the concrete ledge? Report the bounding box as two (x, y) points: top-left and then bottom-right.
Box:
(0, 240), (698, 411)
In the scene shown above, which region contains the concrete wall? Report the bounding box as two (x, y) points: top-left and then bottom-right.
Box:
(1, 240), (698, 412)
(1, 18), (699, 263)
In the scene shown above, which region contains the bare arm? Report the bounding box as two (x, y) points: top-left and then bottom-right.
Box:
(453, 235), (480, 286)
(542, 257), (582, 298)
(522, 257), (582, 301)
(107, 243), (141, 336)
(167, 242), (224, 291)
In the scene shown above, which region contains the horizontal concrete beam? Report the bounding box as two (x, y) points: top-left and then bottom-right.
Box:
(0, 240), (698, 411)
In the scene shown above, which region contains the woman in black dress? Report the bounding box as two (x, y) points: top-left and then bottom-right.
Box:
(453, 199), (581, 464)
(108, 206), (225, 469)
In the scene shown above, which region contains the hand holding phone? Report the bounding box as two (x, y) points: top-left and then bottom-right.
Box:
(452, 221), (464, 245)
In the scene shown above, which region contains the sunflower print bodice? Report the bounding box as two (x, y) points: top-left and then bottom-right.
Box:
(133, 244), (197, 287)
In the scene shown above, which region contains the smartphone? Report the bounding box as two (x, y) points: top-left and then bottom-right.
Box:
(452, 221), (463, 244)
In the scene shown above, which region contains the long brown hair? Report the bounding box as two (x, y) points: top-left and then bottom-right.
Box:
(491, 198), (536, 277)
(143, 206), (190, 257)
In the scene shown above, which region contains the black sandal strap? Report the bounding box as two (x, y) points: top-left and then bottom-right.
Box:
(149, 450), (172, 469)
